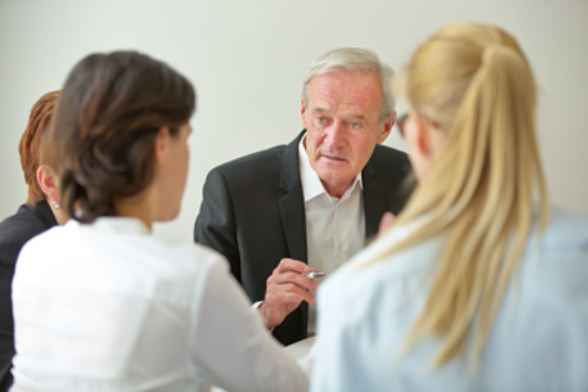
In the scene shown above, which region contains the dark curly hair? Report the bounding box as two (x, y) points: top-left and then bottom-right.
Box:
(40, 51), (196, 223)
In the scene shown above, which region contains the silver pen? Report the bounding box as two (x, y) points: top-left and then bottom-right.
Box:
(301, 271), (326, 279)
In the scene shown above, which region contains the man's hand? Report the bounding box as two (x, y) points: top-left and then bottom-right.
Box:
(258, 258), (319, 330)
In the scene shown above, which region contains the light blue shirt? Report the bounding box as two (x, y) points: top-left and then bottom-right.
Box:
(312, 207), (588, 391)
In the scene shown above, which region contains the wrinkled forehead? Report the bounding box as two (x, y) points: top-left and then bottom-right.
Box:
(306, 71), (384, 117)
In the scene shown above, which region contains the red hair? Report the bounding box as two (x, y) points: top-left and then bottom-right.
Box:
(18, 91), (60, 205)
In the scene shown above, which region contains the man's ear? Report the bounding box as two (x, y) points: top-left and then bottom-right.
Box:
(153, 127), (171, 164)
(36, 165), (59, 203)
(376, 110), (396, 144)
(300, 94), (307, 129)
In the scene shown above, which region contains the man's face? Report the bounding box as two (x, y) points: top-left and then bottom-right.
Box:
(302, 71), (394, 198)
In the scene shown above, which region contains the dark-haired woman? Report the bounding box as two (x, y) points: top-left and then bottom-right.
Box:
(10, 52), (308, 392)
(0, 91), (66, 391)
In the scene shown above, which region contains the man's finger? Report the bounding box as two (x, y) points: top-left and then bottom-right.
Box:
(275, 258), (314, 274)
(267, 287), (316, 305)
(267, 280), (318, 303)
(268, 271), (319, 292)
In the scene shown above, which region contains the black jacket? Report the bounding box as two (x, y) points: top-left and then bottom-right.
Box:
(194, 131), (412, 346)
(0, 201), (57, 391)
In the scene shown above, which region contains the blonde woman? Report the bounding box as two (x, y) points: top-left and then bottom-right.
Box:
(311, 24), (588, 391)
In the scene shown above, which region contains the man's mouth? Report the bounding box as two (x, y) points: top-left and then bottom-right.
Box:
(320, 154), (347, 162)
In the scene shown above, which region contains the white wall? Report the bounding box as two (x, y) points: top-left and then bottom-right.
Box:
(1, 0), (586, 241)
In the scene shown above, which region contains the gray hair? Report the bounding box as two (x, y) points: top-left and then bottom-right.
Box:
(302, 47), (396, 124)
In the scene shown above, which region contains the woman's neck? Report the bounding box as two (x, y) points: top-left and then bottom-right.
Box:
(114, 190), (154, 231)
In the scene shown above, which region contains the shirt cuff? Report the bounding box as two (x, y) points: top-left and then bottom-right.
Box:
(251, 301), (274, 333)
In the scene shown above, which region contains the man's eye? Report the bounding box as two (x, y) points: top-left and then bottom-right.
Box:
(315, 117), (329, 127)
(350, 122), (361, 129)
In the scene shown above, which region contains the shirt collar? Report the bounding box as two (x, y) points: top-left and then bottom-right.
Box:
(67, 216), (151, 236)
(298, 134), (363, 202)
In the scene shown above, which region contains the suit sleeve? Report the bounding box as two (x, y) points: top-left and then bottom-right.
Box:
(194, 168), (242, 282)
(0, 241), (17, 388)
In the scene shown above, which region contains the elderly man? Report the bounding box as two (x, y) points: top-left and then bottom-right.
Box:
(194, 47), (412, 346)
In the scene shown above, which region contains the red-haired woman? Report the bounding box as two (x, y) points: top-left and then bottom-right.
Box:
(0, 91), (66, 391)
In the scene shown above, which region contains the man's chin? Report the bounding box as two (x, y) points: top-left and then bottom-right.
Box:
(316, 158), (351, 171)
(316, 169), (354, 185)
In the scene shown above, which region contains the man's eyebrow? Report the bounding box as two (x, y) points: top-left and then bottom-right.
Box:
(312, 108), (329, 114)
(311, 108), (367, 121)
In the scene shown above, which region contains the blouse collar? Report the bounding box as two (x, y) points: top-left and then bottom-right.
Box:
(66, 216), (151, 236)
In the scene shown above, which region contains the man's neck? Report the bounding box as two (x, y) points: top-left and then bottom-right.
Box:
(321, 180), (354, 199)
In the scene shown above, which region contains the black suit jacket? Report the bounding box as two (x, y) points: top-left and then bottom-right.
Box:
(0, 201), (57, 391)
(194, 131), (411, 346)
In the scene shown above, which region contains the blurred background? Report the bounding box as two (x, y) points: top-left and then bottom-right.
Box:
(1, 0), (586, 241)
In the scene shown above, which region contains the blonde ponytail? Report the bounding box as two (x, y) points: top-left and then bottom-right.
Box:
(365, 24), (549, 369)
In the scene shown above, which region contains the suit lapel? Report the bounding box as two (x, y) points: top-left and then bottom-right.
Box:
(278, 131), (308, 263)
(278, 132), (387, 251)
(362, 159), (386, 238)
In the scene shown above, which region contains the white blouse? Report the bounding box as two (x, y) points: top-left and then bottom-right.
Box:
(11, 217), (308, 392)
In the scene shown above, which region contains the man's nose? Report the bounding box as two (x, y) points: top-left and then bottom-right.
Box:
(324, 121), (346, 148)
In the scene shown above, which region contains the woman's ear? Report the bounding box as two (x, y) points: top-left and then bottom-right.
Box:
(37, 165), (69, 225)
(416, 120), (429, 157)
(153, 127), (171, 164)
(414, 114), (444, 159)
(36, 165), (59, 203)
(407, 111), (430, 158)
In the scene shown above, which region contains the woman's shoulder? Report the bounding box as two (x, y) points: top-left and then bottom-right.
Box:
(156, 239), (231, 274)
(324, 206), (588, 296)
(522, 206), (588, 284)
(0, 204), (52, 249)
(519, 207), (588, 303)
(109, 227), (232, 279)
(540, 206), (588, 249)
(20, 218), (231, 285)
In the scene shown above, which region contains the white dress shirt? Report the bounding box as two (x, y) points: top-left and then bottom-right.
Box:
(11, 217), (308, 392)
(298, 136), (365, 336)
(312, 207), (588, 391)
